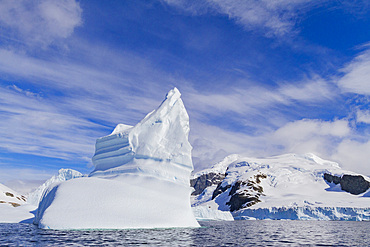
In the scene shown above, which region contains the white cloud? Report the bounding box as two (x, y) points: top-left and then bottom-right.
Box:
(189, 120), (265, 170)
(0, 0), (82, 46)
(356, 109), (370, 124)
(271, 119), (351, 155)
(190, 117), (355, 173)
(273, 119), (350, 140)
(332, 139), (370, 175)
(9, 84), (42, 98)
(338, 46), (370, 95)
(279, 77), (336, 102)
(190, 117), (369, 176)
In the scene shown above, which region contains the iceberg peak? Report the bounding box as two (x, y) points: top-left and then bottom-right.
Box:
(164, 87), (181, 106)
(91, 87), (193, 186)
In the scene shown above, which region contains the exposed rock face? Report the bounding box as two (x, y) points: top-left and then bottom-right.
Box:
(341, 175), (370, 195)
(190, 172), (225, 196)
(195, 168), (268, 211)
(324, 173), (370, 195)
(212, 183), (231, 200)
(225, 174), (266, 211)
(323, 173), (341, 184)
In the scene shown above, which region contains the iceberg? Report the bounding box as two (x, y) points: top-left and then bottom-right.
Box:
(35, 88), (199, 229)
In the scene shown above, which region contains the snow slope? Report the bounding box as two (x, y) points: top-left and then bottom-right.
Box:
(192, 153), (370, 221)
(27, 169), (83, 206)
(35, 88), (199, 229)
(0, 183), (35, 223)
(0, 183), (26, 207)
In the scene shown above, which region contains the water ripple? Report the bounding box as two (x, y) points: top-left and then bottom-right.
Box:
(0, 221), (369, 246)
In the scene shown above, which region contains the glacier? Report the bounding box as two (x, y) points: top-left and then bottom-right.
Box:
(192, 206), (234, 221)
(233, 206), (370, 221)
(191, 153), (370, 221)
(34, 88), (199, 229)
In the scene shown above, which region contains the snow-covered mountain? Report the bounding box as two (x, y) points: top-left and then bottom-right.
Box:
(27, 168), (83, 206)
(0, 183), (27, 207)
(35, 88), (199, 229)
(191, 153), (370, 220)
(0, 183), (36, 223)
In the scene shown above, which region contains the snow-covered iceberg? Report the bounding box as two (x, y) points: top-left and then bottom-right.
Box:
(191, 153), (370, 221)
(35, 88), (199, 229)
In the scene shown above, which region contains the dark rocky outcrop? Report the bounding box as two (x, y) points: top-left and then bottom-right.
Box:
(341, 175), (370, 195)
(212, 183), (231, 199)
(225, 173), (267, 212)
(5, 192), (14, 197)
(323, 173), (341, 184)
(8, 202), (21, 207)
(191, 172), (226, 196)
(227, 193), (261, 212)
(324, 173), (370, 195)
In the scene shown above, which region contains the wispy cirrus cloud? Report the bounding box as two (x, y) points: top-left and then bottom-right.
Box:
(163, 0), (323, 37)
(0, 0), (82, 46)
(163, 0), (370, 39)
(338, 45), (370, 95)
(186, 75), (337, 122)
(0, 86), (98, 161)
(0, 42), (181, 165)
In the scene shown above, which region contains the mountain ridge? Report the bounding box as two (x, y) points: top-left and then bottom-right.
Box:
(191, 153), (370, 220)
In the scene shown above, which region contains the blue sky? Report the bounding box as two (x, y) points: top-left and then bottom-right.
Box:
(0, 0), (370, 192)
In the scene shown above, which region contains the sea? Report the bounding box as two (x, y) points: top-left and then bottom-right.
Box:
(0, 220), (369, 246)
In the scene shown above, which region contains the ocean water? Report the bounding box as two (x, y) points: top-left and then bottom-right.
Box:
(1, 221), (369, 246)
